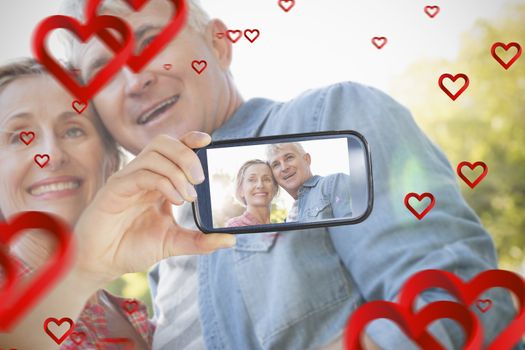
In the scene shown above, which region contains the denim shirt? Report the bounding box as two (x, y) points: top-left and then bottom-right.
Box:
(149, 82), (519, 349)
(296, 174), (352, 222)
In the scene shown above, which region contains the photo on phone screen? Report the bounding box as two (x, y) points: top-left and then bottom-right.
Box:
(192, 131), (373, 234)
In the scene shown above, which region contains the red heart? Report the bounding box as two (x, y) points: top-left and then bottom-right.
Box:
(244, 29), (260, 43)
(476, 299), (492, 313)
(491, 42), (522, 70)
(97, 338), (135, 350)
(438, 73), (469, 101)
(344, 300), (483, 350)
(34, 154), (50, 168)
(457, 161), (488, 189)
(163, 63), (172, 70)
(32, 15), (133, 103)
(424, 5), (440, 18)
(371, 36), (387, 49)
(191, 60), (207, 75)
(278, 0), (295, 12)
(44, 317), (74, 345)
(0, 212), (73, 330)
(398, 269), (525, 349)
(19, 131), (35, 146)
(72, 100), (88, 114)
(70, 331), (87, 345)
(404, 192), (435, 220)
(226, 29), (242, 43)
(85, 0), (188, 73)
(122, 299), (139, 315)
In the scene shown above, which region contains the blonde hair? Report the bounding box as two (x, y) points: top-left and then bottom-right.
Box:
(266, 142), (307, 160)
(234, 159), (279, 206)
(59, 0), (211, 63)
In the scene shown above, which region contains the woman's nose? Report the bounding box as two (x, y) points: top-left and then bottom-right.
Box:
(123, 68), (157, 97)
(40, 137), (69, 171)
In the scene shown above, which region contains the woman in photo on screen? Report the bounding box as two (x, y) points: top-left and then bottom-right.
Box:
(225, 159), (279, 227)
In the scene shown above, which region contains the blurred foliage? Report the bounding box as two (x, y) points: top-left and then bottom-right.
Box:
(106, 272), (153, 317)
(390, 3), (524, 270)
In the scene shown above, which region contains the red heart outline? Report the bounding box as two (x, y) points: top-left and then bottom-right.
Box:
(32, 15), (133, 102)
(72, 100), (88, 114)
(85, 0), (188, 73)
(491, 42), (522, 70)
(70, 331), (87, 345)
(404, 192), (435, 220)
(476, 299), (493, 313)
(0, 212), (73, 330)
(121, 299), (139, 315)
(19, 131), (35, 146)
(44, 317), (74, 345)
(424, 5), (440, 18)
(34, 154), (51, 168)
(438, 73), (469, 101)
(191, 60), (207, 75)
(226, 29), (242, 43)
(371, 37), (387, 49)
(163, 63), (172, 70)
(278, 0), (295, 12)
(398, 269), (525, 350)
(457, 161), (488, 189)
(244, 29), (260, 43)
(344, 300), (483, 350)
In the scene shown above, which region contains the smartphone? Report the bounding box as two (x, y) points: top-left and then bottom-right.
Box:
(192, 130), (373, 234)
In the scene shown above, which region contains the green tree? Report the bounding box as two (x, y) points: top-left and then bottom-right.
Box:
(390, 4), (525, 270)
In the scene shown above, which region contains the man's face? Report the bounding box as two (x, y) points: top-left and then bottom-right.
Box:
(77, 0), (231, 154)
(268, 144), (312, 198)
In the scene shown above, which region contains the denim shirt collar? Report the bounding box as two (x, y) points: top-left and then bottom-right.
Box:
(298, 175), (321, 196)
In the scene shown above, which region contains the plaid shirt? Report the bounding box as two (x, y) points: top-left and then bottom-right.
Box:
(6, 256), (154, 349)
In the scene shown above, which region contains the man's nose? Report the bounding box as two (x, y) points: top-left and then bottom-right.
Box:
(40, 135), (69, 171)
(123, 68), (157, 97)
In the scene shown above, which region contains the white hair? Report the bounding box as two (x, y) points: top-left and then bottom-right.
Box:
(266, 142), (307, 160)
(58, 0), (211, 63)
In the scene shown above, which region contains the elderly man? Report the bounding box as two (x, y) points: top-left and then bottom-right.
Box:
(4, 0), (519, 349)
(266, 143), (352, 222)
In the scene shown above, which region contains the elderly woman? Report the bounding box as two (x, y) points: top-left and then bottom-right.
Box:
(225, 159), (279, 227)
(0, 58), (235, 349)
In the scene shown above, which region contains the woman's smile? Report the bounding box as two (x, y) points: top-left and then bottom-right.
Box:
(27, 176), (83, 199)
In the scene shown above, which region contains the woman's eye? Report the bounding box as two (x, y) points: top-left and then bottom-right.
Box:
(64, 127), (86, 138)
(139, 35), (157, 51)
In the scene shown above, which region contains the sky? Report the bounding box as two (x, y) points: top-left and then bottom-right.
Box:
(0, 0), (522, 101)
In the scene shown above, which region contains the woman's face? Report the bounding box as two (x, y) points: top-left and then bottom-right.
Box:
(240, 164), (277, 208)
(0, 75), (112, 225)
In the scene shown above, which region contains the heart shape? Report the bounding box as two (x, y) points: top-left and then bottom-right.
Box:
(19, 131), (35, 146)
(371, 36), (387, 49)
(32, 15), (133, 103)
(456, 161), (488, 189)
(424, 5), (440, 18)
(476, 299), (493, 313)
(278, 0), (295, 12)
(191, 60), (207, 75)
(244, 29), (260, 43)
(122, 299), (139, 315)
(491, 42), (522, 70)
(34, 154), (50, 168)
(438, 73), (469, 101)
(97, 338), (135, 350)
(163, 63), (172, 70)
(72, 100), (88, 114)
(226, 29), (242, 43)
(404, 192), (435, 220)
(70, 331), (87, 345)
(344, 300), (483, 350)
(398, 269), (525, 349)
(0, 212), (73, 330)
(44, 317), (74, 345)
(85, 0), (188, 73)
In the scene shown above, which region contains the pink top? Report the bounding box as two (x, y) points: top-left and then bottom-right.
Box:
(225, 211), (264, 227)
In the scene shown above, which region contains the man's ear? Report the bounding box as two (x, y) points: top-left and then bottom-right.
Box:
(304, 153), (311, 165)
(204, 19), (232, 70)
